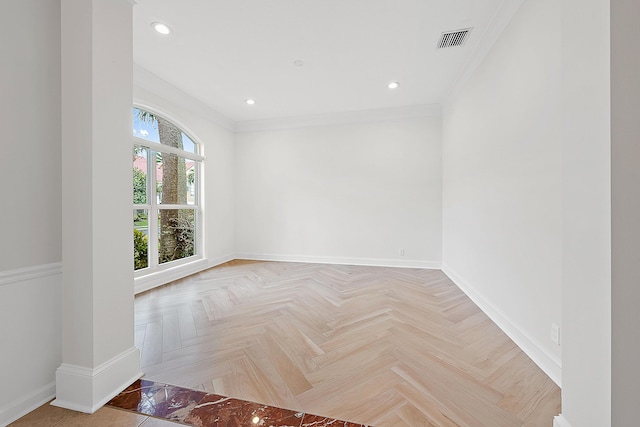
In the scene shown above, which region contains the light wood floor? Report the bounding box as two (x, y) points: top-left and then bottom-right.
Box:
(135, 260), (560, 426)
(8, 403), (179, 427)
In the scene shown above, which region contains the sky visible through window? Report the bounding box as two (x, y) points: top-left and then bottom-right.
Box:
(133, 107), (197, 153)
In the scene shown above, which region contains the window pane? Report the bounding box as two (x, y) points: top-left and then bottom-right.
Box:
(186, 161), (196, 205)
(181, 132), (197, 154)
(157, 153), (195, 205)
(134, 209), (149, 270)
(133, 146), (148, 204)
(133, 107), (160, 142)
(158, 209), (196, 264)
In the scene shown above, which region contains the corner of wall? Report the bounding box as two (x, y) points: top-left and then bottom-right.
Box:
(442, 263), (562, 386)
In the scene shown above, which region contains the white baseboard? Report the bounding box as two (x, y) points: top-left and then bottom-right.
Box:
(235, 253), (442, 270)
(134, 254), (438, 295)
(207, 254), (237, 269)
(0, 381), (56, 427)
(52, 347), (142, 414)
(441, 263), (562, 386)
(554, 414), (572, 427)
(1, 264), (62, 427)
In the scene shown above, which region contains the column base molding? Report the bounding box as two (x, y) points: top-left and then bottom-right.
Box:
(554, 414), (572, 427)
(52, 347), (142, 414)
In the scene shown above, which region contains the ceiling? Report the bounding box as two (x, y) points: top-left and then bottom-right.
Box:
(133, 0), (508, 123)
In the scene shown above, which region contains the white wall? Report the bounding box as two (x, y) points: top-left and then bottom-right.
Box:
(442, 0), (563, 384)
(558, 0), (612, 425)
(133, 65), (236, 293)
(0, 271), (61, 426)
(611, 0), (640, 424)
(0, 0), (62, 424)
(0, 0), (62, 271)
(235, 115), (442, 268)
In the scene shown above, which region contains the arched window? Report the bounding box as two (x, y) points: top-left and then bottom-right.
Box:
(132, 107), (203, 273)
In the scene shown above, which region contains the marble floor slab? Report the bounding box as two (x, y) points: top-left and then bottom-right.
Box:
(108, 379), (370, 427)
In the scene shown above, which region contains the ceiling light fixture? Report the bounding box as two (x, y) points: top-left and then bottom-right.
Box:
(245, 99), (256, 105)
(388, 81), (400, 89)
(152, 22), (172, 35)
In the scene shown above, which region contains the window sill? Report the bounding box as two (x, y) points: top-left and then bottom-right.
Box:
(134, 257), (208, 294)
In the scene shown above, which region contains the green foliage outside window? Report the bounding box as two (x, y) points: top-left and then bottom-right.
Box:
(133, 167), (147, 204)
(134, 229), (148, 270)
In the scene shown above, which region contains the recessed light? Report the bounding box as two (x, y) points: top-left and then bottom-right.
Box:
(152, 22), (172, 35)
(388, 81), (400, 89)
(245, 99), (256, 105)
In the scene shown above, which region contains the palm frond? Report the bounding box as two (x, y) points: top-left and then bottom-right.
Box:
(135, 108), (157, 125)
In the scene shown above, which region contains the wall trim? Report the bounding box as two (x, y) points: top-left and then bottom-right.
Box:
(553, 414), (572, 427)
(0, 262), (62, 287)
(52, 347), (142, 414)
(0, 381), (56, 427)
(441, 263), (562, 386)
(236, 253), (441, 270)
(135, 253), (435, 294)
(207, 254), (237, 269)
(235, 104), (442, 133)
(134, 255), (235, 294)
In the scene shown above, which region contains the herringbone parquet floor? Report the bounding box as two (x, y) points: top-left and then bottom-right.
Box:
(135, 260), (560, 426)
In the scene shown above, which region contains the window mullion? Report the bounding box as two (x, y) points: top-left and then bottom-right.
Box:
(133, 136), (205, 161)
(148, 149), (159, 268)
(196, 161), (203, 257)
(149, 206), (158, 268)
(158, 204), (196, 210)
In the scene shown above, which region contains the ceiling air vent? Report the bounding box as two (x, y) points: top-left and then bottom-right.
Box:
(437, 28), (473, 49)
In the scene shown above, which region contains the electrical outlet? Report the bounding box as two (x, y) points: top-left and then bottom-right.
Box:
(551, 323), (560, 345)
(399, 248), (405, 256)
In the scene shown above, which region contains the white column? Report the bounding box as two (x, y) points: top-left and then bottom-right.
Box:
(558, 0), (611, 426)
(611, 0), (640, 424)
(53, 0), (141, 413)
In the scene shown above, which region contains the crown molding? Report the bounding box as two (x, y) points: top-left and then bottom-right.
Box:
(134, 63), (440, 134)
(442, 0), (526, 107)
(235, 104), (441, 133)
(133, 63), (236, 132)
